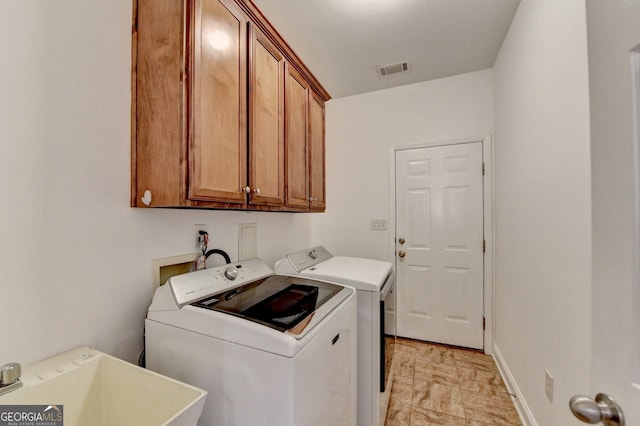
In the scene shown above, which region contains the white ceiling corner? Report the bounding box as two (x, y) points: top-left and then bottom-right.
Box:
(251, 0), (521, 99)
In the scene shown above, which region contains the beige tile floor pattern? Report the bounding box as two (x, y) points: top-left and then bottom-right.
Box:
(384, 337), (522, 426)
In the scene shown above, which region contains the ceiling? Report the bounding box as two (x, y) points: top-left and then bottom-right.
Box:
(251, 0), (521, 99)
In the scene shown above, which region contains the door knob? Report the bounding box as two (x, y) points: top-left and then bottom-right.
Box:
(398, 251), (406, 258)
(398, 237), (405, 245)
(570, 393), (625, 426)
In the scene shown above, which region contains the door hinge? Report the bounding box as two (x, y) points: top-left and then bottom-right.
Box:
(483, 317), (486, 330)
(483, 239), (486, 253)
(482, 162), (485, 175)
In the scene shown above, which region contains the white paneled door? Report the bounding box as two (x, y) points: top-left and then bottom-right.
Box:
(395, 142), (484, 349)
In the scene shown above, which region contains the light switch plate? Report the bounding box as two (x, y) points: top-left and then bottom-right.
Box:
(371, 219), (387, 230)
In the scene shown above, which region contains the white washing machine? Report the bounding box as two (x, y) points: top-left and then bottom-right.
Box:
(145, 258), (357, 426)
(274, 246), (396, 426)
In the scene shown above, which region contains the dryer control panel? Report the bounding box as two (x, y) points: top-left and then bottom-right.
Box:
(168, 258), (274, 307)
(282, 246), (333, 273)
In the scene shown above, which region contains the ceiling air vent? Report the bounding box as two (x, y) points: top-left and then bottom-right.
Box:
(377, 61), (409, 77)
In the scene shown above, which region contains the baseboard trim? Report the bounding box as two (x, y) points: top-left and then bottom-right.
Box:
(492, 343), (538, 426)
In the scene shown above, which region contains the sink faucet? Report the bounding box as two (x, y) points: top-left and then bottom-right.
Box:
(0, 362), (22, 396)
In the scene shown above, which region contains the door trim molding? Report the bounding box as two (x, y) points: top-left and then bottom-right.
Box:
(631, 48), (640, 387)
(389, 135), (494, 353)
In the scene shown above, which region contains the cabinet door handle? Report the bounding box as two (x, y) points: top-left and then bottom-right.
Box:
(254, 188), (261, 195)
(243, 186), (251, 194)
(141, 190), (152, 206)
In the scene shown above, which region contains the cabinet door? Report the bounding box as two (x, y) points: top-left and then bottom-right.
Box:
(189, 0), (247, 204)
(248, 25), (285, 207)
(308, 91), (326, 211)
(285, 63), (310, 209)
(134, 0), (185, 207)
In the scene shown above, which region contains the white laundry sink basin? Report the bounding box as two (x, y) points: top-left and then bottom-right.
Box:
(0, 346), (206, 426)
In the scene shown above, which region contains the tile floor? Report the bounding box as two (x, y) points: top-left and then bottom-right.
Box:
(384, 337), (522, 426)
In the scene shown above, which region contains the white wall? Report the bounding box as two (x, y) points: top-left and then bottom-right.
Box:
(0, 1), (314, 366)
(314, 70), (494, 261)
(492, 0), (592, 424)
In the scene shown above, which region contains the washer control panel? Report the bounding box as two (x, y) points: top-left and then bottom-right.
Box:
(169, 258), (273, 307)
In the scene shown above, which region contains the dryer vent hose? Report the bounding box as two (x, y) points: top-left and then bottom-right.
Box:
(205, 249), (231, 265)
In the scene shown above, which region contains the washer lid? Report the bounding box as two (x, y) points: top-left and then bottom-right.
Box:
(192, 275), (348, 339)
(297, 256), (393, 292)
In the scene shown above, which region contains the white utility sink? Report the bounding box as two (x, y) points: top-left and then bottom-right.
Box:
(0, 346), (206, 426)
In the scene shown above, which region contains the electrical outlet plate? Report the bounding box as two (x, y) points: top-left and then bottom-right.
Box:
(545, 370), (554, 402)
(194, 224), (207, 249)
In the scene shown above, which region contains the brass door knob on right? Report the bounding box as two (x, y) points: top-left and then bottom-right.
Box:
(398, 251), (406, 258)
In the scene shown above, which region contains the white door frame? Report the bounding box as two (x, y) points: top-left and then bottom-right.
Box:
(389, 135), (494, 353)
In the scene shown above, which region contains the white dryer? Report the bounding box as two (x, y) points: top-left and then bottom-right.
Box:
(274, 246), (396, 426)
(145, 258), (357, 426)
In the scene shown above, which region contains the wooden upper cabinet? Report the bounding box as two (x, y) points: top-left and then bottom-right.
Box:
(189, 0), (247, 204)
(131, 0), (329, 211)
(308, 91), (326, 211)
(248, 24), (285, 207)
(285, 63), (310, 209)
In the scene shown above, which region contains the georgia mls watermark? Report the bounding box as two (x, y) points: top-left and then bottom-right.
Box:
(0, 405), (63, 426)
